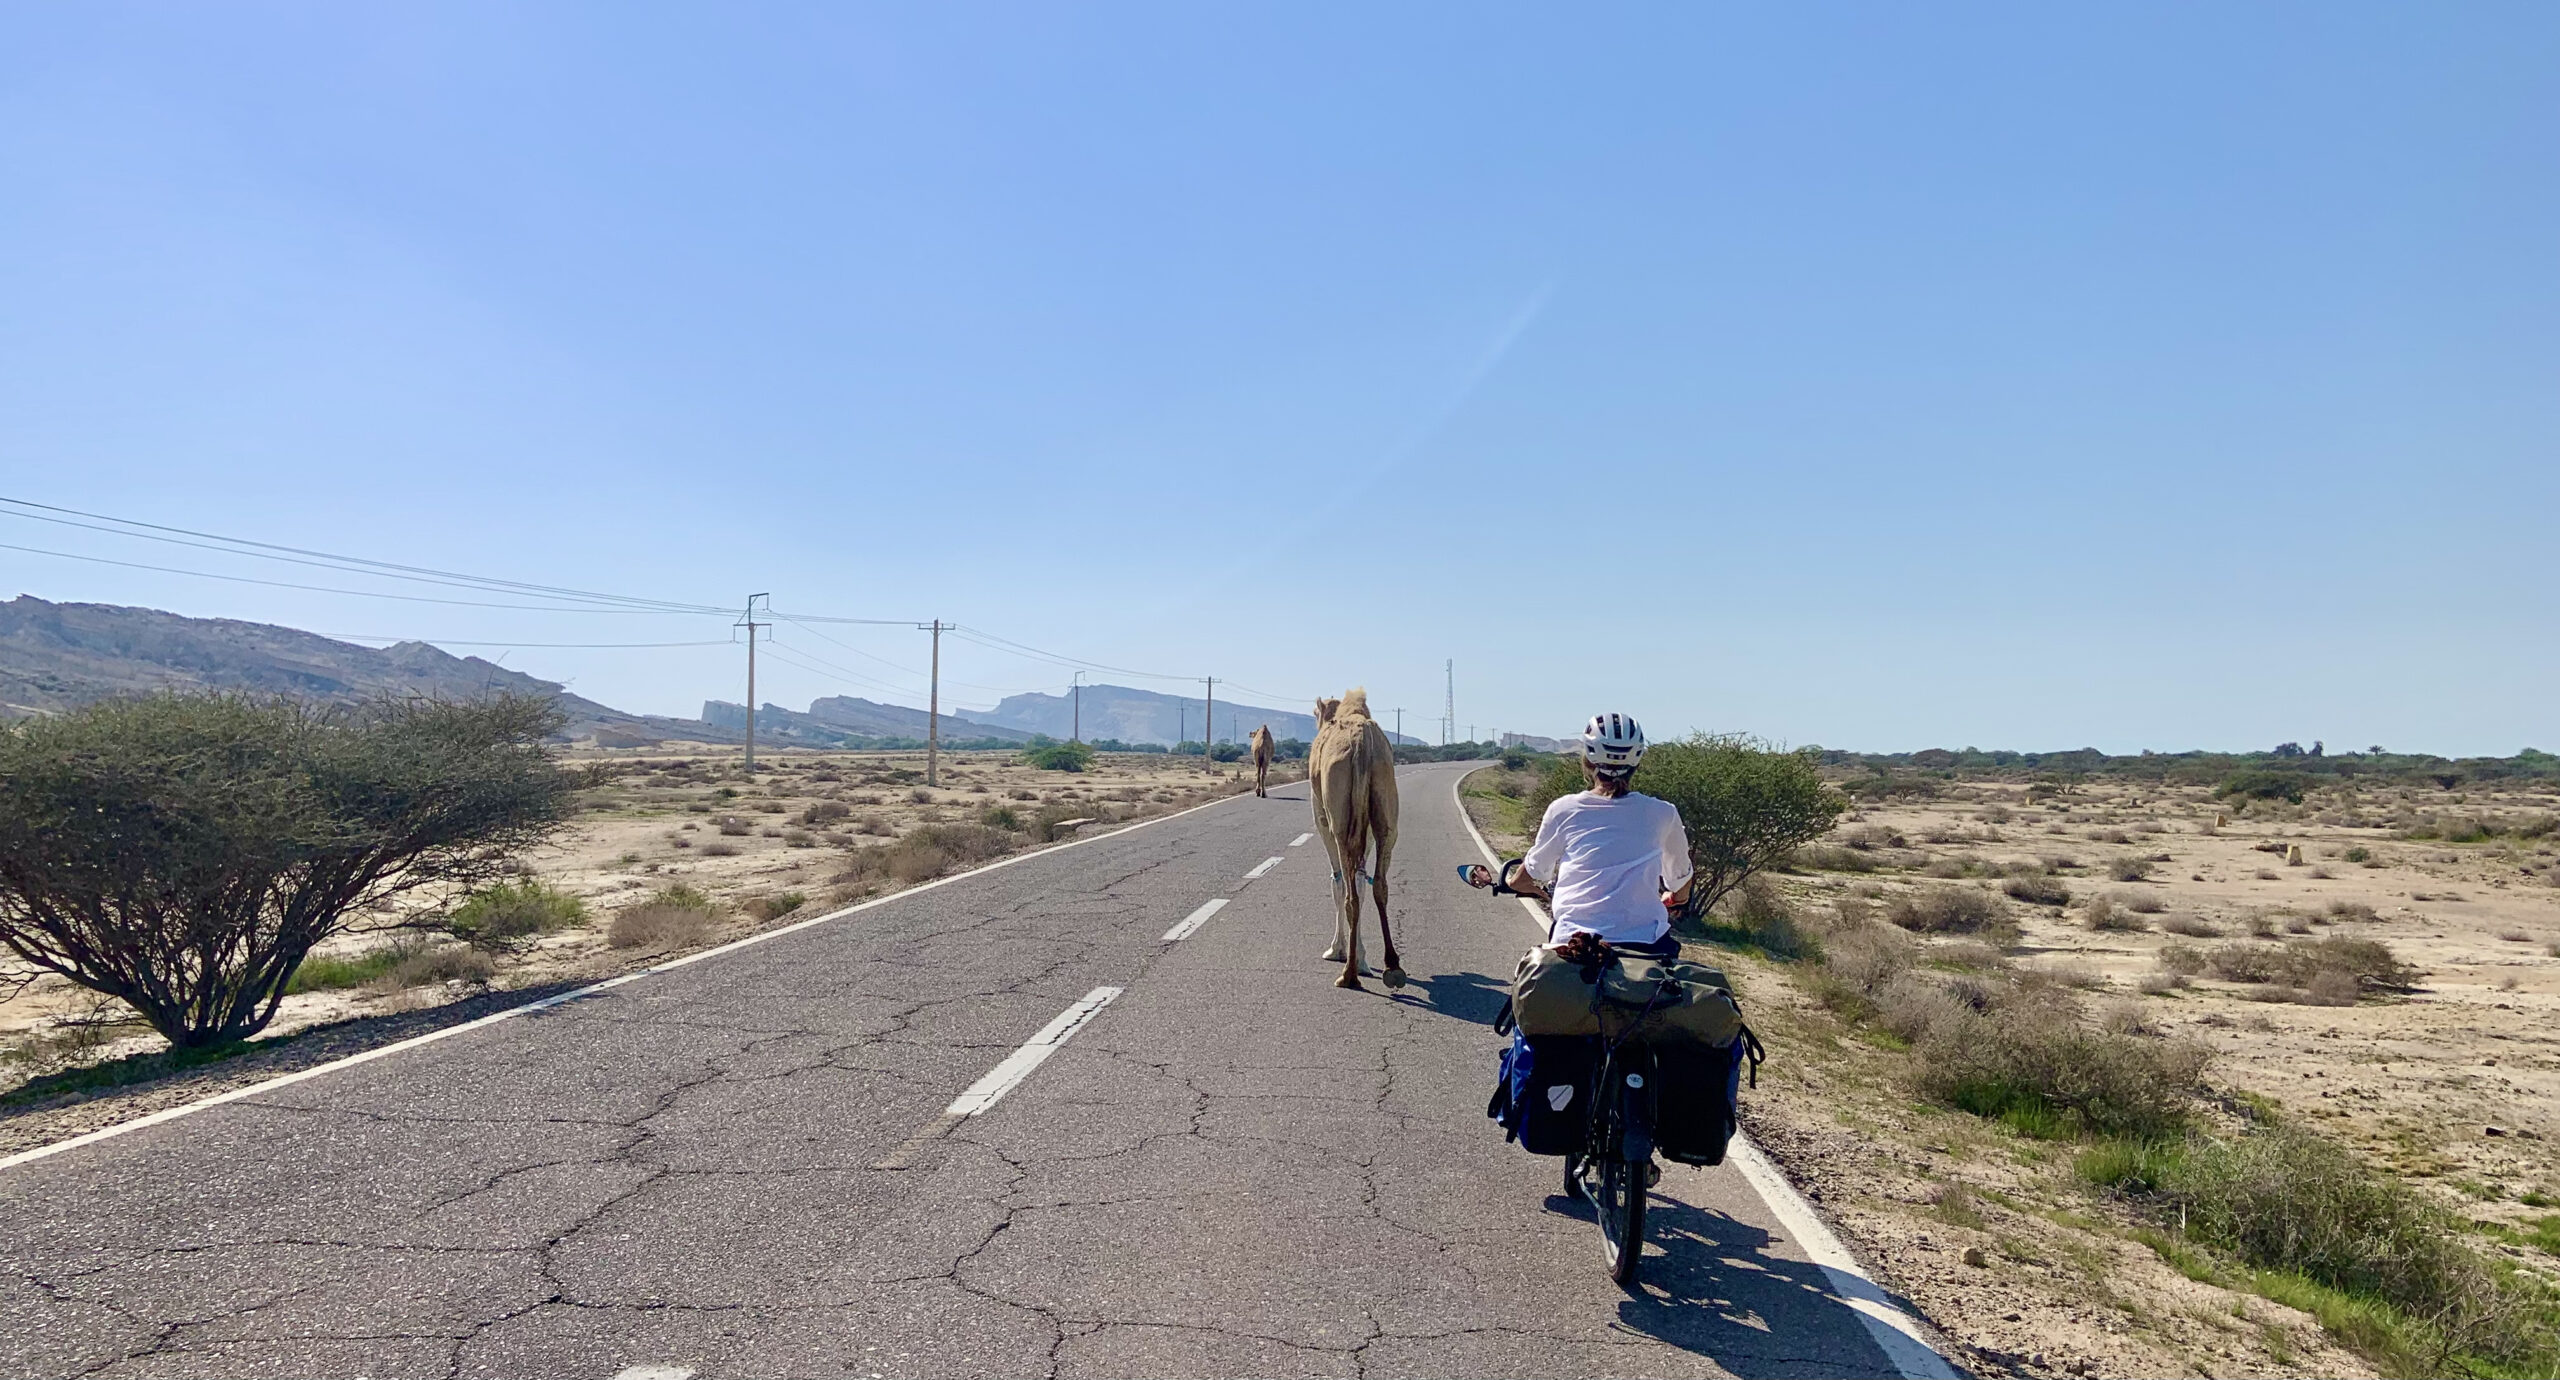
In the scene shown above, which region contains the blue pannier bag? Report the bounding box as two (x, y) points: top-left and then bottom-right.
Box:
(1487, 1031), (1599, 1156)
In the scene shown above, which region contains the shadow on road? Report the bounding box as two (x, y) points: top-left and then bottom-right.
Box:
(1614, 1193), (1913, 1379)
(1397, 968), (1509, 1025)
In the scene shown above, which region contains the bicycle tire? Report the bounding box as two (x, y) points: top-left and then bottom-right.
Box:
(1595, 1154), (1645, 1285)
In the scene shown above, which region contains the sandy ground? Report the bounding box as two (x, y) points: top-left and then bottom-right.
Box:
(0, 747), (1281, 1117)
(1463, 767), (2560, 1379)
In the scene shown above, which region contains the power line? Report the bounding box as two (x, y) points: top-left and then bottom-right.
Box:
(0, 540), (712, 614)
(948, 624), (1194, 683)
(0, 495), (730, 614)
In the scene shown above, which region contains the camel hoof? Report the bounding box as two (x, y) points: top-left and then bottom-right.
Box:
(1334, 973), (1365, 990)
(1320, 946), (1344, 963)
(1383, 967), (1407, 990)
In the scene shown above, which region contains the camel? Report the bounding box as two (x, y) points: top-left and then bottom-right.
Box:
(1309, 689), (1401, 990)
(1249, 725), (1275, 797)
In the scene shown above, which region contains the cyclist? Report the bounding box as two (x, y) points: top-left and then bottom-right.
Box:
(1469, 712), (1694, 954)
(1467, 712), (1694, 1198)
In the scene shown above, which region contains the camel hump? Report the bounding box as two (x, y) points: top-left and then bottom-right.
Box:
(1339, 687), (1372, 721)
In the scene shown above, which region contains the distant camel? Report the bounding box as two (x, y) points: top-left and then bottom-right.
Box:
(1310, 689), (1401, 990)
(1249, 725), (1275, 797)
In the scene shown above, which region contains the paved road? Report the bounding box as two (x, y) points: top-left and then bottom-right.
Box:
(1, 763), (1930, 1378)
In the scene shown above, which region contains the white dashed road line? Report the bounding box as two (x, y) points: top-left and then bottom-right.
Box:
(1161, 899), (1227, 942)
(1290, 832), (1313, 847)
(1243, 856), (1282, 881)
(876, 986), (1124, 1169)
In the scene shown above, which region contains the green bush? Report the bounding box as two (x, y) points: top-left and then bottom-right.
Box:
(979, 804), (1025, 830)
(1635, 735), (1849, 916)
(285, 944), (408, 993)
(1022, 740), (1097, 772)
(444, 880), (588, 953)
(0, 692), (574, 1049)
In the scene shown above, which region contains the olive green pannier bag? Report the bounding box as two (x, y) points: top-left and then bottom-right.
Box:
(1509, 945), (1744, 1047)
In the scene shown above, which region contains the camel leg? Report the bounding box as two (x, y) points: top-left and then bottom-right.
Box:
(1371, 817), (1401, 989)
(1334, 818), (1368, 990)
(1314, 779), (1350, 964)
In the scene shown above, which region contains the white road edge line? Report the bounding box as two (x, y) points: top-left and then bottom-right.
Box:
(0, 790), (1254, 1176)
(1289, 832), (1313, 847)
(1449, 768), (1961, 1380)
(1161, 898), (1227, 942)
(1242, 856), (1282, 881)
(946, 986), (1122, 1117)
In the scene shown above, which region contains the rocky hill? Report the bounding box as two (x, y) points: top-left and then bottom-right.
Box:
(0, 595), (730, 746)
(700, 695), (1031, 746)
(960, 683), (1420, 746)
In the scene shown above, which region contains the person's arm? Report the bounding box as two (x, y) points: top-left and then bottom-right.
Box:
(1658, 804), (1696, 909)
(1523, 800), (1569, 891)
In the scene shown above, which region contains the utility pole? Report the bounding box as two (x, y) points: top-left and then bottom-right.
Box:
(1071, 671), (1083, 744)
(1178, 705), (1186, 747)
(738, 594), (769, 773)
(1394, 707), (1405, 744)
(1202, 676), (1215, 770)
(1443, 659), (1455, 747)
(920, 619), (946, 787)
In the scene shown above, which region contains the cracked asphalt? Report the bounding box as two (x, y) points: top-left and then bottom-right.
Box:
(0, 763), (1920, 1379)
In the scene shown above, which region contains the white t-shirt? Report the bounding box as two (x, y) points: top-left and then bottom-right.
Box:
(1524, 790), (1694, 945)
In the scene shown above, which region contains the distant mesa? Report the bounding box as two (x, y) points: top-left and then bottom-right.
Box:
(958, 683), (1425, 748)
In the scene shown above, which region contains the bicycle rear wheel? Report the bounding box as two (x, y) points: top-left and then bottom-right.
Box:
(1593, 1153), (1646, 1285)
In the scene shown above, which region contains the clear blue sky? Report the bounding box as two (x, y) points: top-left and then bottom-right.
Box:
(4, 4), (2553, 755)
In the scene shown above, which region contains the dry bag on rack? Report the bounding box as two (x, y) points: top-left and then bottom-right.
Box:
(1487, 1030), (1599, 1156)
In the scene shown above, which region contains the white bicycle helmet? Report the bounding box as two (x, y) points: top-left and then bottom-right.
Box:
(1582, 712), (1647, 772)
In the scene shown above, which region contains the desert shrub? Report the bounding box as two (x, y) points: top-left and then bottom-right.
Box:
(1915, 995), (2207, 1140)
(1029, 804), (1091, 843)
(0, 692), (573, 1049)
(1634, 736), (1849, 916)
(2081, 1128), (2558, 1374)
(1693, 875), (1818, 961)
(715, 815), (751, 836)
(1794, 844), (1877, 873)
(741, 892), (806, 922)
(1023, 740), (1097, 773)
(2218, 770), (2307, 804)
(1806, 923), (1917, 1019)
(2084, 897), (2146, 932)
(2325, 900), (2377, 922)
(2160, 914), (2224, 938)
(2157, 942), (2207, 975)
(2203, 937), (2416, 996)
(2003, 875), (2071, 907)
(2137, 970), (2188, 996)
(798, 800), (852, 827)
(383, 944), (498, 988)
(2341, 846), (2372, 864)
(1887, 885), (2011, 937)
(2205, 943), (2282, 983)
(2108, 856), (2155, 882)
(980, 804), (1025, 831)
(443, 880), (588, 953)
(784, 829), (817, 848)
(1844, 824), (1908, 851)
(609, 888), (718, 950)
(2117, 890), (2166, 914)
